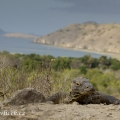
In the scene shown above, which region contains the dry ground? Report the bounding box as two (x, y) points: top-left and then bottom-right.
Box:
(1, 102), (120, 120)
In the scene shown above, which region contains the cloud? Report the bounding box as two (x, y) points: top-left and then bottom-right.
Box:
(52, 0), (120, 14)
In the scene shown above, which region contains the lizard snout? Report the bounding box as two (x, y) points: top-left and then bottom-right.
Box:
(85, 84), (95, 92)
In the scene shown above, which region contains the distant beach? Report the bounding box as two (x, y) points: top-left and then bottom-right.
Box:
(36, 42), (120, 59)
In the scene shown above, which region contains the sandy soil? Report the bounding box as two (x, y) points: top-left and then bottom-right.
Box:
(1, 102), (120, 120)
(78, 48), (120, 60)
(51, 44), (120, 60)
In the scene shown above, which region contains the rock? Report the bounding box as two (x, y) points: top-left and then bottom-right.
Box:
(3, 88), (45, 105)
(72, 102), (79, 105)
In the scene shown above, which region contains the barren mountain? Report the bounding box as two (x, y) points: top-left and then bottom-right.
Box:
(4, 33), (38, 39)
(34, 23), (120, 54)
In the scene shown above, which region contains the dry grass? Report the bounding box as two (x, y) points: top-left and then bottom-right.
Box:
(0, 58), (72, 101)
(0, 62), (51, 100)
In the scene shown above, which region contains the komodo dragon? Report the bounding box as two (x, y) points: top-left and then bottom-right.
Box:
(2, 77), (120, 105)
(46, 77), (120, 105)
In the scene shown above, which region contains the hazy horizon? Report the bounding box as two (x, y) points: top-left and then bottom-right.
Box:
(0, 0), (120, 35)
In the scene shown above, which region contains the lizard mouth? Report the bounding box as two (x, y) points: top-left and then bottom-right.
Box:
(84, 88), (95, 94)
(72, 87), (95, 94)
(89, 88), (95, 92)
(78, 88), (95, 95)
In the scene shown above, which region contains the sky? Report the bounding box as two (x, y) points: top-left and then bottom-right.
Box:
(0, 0), (120, 35)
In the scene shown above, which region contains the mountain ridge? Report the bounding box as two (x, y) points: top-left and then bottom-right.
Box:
(34, 23), (120, 54)
(0, 28), (38, 39)
(4, 33), (39, 39)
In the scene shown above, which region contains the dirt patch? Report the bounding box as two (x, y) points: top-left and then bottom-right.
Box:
(0, 103), (120, 120)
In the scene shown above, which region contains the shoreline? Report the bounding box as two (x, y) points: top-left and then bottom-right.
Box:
(59, 47), (120, 60)
(3, 33), (120, 60)
(33, 42), (120, 59)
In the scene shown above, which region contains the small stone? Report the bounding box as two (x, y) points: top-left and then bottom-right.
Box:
(20, 104), (28, 108)
(109, 113), (112, 115)
(72, 102), (79, 105)
(107, 113), (113, 117)
(46, 101), (54, 104)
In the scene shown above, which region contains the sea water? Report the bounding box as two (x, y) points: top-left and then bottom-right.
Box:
(0, 36), (103, 58)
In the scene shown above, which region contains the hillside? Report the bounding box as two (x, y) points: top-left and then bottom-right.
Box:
(34, 23), (120, 54)
(4, 33), (38, 39)
(0, 28), (5, 35)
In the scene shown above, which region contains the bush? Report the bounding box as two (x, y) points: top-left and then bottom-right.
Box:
(1, 52), (120, 100)
(79, 66), (87, 74)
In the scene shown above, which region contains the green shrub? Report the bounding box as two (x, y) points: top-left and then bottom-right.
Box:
(79, 66), (87, 74)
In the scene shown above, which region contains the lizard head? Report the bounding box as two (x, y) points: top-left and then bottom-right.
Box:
(71, 77), (95, 96)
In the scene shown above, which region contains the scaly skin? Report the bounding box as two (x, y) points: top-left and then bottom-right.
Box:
(47, 77), (120, 105)
(2, 77), (120, 105)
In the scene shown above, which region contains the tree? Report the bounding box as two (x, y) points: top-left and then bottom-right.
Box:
(98, 56), (110, 69)
(110, 58), (120, 70)
(79, 66), (87, 74)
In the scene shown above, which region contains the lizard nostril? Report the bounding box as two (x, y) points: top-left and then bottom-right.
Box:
(76, 82), (80, 86)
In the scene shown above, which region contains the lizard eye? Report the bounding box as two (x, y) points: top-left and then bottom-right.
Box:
(76, 82), (80, 86)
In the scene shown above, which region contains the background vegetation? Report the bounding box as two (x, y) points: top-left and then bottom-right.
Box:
(1, 51), (120, 101)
